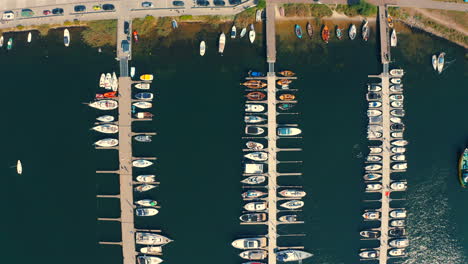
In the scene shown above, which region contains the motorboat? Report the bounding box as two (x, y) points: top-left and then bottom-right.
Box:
(389, 248), (406, 257)
(232, 237), (267, 249)
(111, 72), (118, 91)
(245, 126), (265, 136)
(137, 256), (162, 264)
(200, 41), (206, 56)
(359, 250), (379, 259)
(231, 25), (236, 38)
(391, 147), (406, 153)
(133, 101), (152, 109)
(390, 94), (404, 100)
(321, 25), (330, 43)
(130, 67), (135, 78)
(368, 131), (382, 139)
(135, 232), (172, 245)
(133, 159), (153, 168)
(249, 27), (256, 43)
(99, 73), (105, 87)
(389, 228), (407, 237)
(136, 175), (156, 182)
(368, 101), (382, 108)
(241, 176), (266, 185)
(245, 116), (266, 124)
(391, 109), (405, 117)
(0, 36), (3, 47)
(246, 141), (264, 150)
(368, 84), (381, 92)
(248, 71), (264, 77)
(392, 140), (408, 146)
(390, 29), (397, 47)
(136, 199), (157, 206)
(294, 24), (303, 39)
(64, 29), (70, 47)
(306, 22), (313, 38)
(135, 92), (154, 100)
(276, 250), (313, 262)
(365, 164), (382, 171)
(349, 24), (356, 40)
(391, 181), (407, 191)
(391, 101), (403, 108)
(367, 110), (382, 117)
(135, 184), (156, 192)
(390, 69), (404, 77)
(362, 20), (369, 41)
(369, 147), (382, 154)
(245, 164), (264, 174)
(359, 230), (380, 238)
(367, 155), (382, 162)
(279, 215), (297, 223)
(280, 200), (304, 210)
(369, 116), (382, 124)
(336, 26), (343, 40)
(16, 160), (22, 175)
(135, 83), (150, 90)
(96, 115), (115, 122)
(6, 38), (12, 50)
(240, 28), (247, 38)
(244, 152), (268, 161)
(94, 138), (118, 147)
(392, 163), (407, 170)
(391, 154), (406, 161)
(136, 208), (159, 216)
(240, 213), (267, 222)
(390, 85), (403, 92)
(277, 79), (292, 86)
(135, 112), (153, 119)
(89, 100), (118, 110)
(390, 219), (406, 227)
(140, 74), (154, 81)
(135, 135), (152, 142)
(432, 54), (438, 71)
(366, 92), (381, 101)
(240, 250), (267, 260)
(366, 183), (382, 191)
(437, 52), (445, 73)
(459, 148), (468, 188)
(389, 238), (409, 248)
(362, 211), (380, 220)
(219, 32), (226, 54)
(242, 190), (267, 199)
(256, 9), (262, 21)
(390, 117), (402, 123)
(242, 80), (267, 89)
(391, 78), (401, 84)
(364, 173), (381, 181)
(133, 30), (139, 42)
(96, 91), (117, 99)
(246, 92), (266, 101)
(390, 209), (407, 218)
(139, 246), (162, 255)
(279, 94), (295, 101)
(92, 124), (118, 134)
(277, 127), (301, 136)
(244, 202), (267, 211)
(388, 16), (394, 28)
(278, 103), (294, 110)
(172, 19), (178, 29)
(391, 123), (405, 131)
(103, 73), (111, 89)
(279, 189), (306, 198)
(278, 70), (295, 77)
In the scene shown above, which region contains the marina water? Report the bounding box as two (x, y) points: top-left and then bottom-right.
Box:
(0, 22), (466, 263)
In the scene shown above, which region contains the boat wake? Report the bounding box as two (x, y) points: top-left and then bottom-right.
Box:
(404, 168), (466, 264)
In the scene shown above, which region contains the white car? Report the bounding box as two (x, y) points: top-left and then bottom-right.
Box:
(2, 11), (15, 20)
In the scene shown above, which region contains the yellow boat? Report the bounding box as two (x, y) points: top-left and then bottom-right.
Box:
(277, 79), (292, 86)
(278, 70), (295, 77)
(279, 94), (295, 101)
(140, 74), (154, 81)
(387, 17), (394, 28)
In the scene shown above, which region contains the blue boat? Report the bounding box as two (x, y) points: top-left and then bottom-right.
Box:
(459, 148), (468, 188)
(294, 24), (303, 39)
(171, 20), (178, 29)
(135, 92), (154, 100)
(248, 70), (264, 77)
(278, 103), (294, 110)
(277, 127), (302, 136)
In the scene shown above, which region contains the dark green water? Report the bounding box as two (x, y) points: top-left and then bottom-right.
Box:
(0, 22), (466, 264)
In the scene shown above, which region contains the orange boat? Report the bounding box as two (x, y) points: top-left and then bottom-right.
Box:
(96, 91), (117, 99)
(242, 80), (267, 89)
(387, 17), (394, 28)
(322, 25), (330, 43)
(278, 70), (295, 77)
(277, 79), (292, 86)
(279, 94), (295, 101)
(246, 92), (266, 101)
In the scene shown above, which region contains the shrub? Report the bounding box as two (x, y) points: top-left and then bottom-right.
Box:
(180, 15), (193, 20)
(81, 20), (117, 47)
(16, 25), (24, 30)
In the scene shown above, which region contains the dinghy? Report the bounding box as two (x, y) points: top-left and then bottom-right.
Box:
(64, 29), (70, 47)
(200, 41), (206, 56)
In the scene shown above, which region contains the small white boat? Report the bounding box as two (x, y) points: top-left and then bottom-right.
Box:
(99, 73), (105, 88)
(368, 85), (381, 92)
(17, 160), (22, 175)
(249, 29), (256, 43)
(392, 140), (408, 146)
(390, 29), (397, 47)
(390, 117), (402, 123)
(363, 173), (381, 181)
(218, 32), (226, 54)
(368, 101), (382, 108)
(92, 124), (118, 134)
(64, 29), (70, 47)
(390, 85), (403, 92)
(135, 83), (150, 90)
(362, 20), (369, 41)
(389, 238), (409, 248)
(246, 141), (264, 150)
(200, 41), (206, 56)
(432, 54), (438, 71)
(97, 115), (114, 122)
(0, 36), (3, 47)
(389, 248), (406, 257)
(359, 250), (379, 259)
(279, 189), (306, 198)
(240, 28), (247, 38)
(133, 159), (153, 168)
(231, 25), (236, 39)
(277, 127), (301, 136)
(366, 183), (382, 191)
(367, 110), (382, 117)
(362, 211), (380, 220)
(391, 78), (401, 84)
(390, 219), (406, 227)
(245, 104), (265, 112)
(369, 147), (382, 154)
(111, 72), (118, 91)
(390, 94), (404, 100)
(349, 24), (357, 40)
(241, 176), (266, 185)
(137, 256), (163, 264)
(94, 138), (118, 147)
(391, 101), (403, 108)
(139, 246), (162, 255)
(135, 232), (172, 245)
(391, 181), (407, 191)
(367, 155), (382, 162)
(245, 116), (266, 123)
(280, 200), (304, 210)
(276, 250), (313, 262)
(392, 163), (407, 170)
(136, 175), (156, 182)
(437, 52), (445, 73)
(89, 100), (118, 110)
(239, 250), (267, 260)
(136, 208), (159, 216)
(365, 164), (382, 171)
(391, 154), (406, 161)
(245, 126), (265, 136)
(130, 67), (136, 78)
(390, 69), (404, 77)
(27, 32), (32, 43)
(133, 101), (152, 109)
(136, 199), (157, 206)
(244, 152), (268, 161)
(135, 184), (156, 192)
(255, 9), (262, 22)
(244, 202), (267, 211)
(391, 147), (406, 153)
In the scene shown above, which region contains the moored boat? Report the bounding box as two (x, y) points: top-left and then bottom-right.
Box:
(389, 238), (409, 248)
(246, 91), (266, 101)
(392, 139), (408, 146)
(279, 94), (295, 101)
(136, 175), (156, 182)
(362, 211), (380, 220)
(242, 190), (267, 199)
(390, 84), (403, 92)
(459, 148), (468, 188)
(130, 67), (135, 78)
(363, 173), (382, 181)
(137, 256), (162, 264)
(245, 126), (265, 135)
(321, 25), (330, 43)
(104, 73), (112, 89)
(389, 248), (406, 257)
(276, 250), (313, 262)
(139, 246), (162, 255)
(92, 124), (119, 134)
(244, 201), (267, 211)
(280, 200), (304, 209)
(133, 101), (152, 109)
(133, 159), (153, 168)
(245, 116), (266, 124)
(136, 199), (157, 206)
(368, 101), (382, 108)
(246, 141), (264, 150)
(94, 138), (118, 147)
(278, 70), (295, 77)
(245, 104), (265, 112)
(135, 83), (151, 90)
(278, 215), (297, 223)
(242, 80), (267, 89)
(306, 22), (313, 38)
(232, 237), (267, 249)
(390, 219), (405, 227)
(390, 69), (404, 77)
(17, 160), (22, 175)
(0, 36), (3, 47)
(359, 250), (379, 259)
(200, 41), (206, 56)
(134, 184), (156, 192)
(99, 73), (106, 87)
(432, 54), (438, 71)
(437, 52), (445, 73)
(133, 30), (139, 42)
(140, 74), (154, 81)
(97, 115), (115, 122)
(362, 20), (369, 41)
(360, 230), (381, 238)
(391, 147), (406, 153)
(64, 29), (70, 47)
(366, 183), (382, 191)
(136, 208), (159, 216)
(135, 232), (172, 245)
(135, 112), (153, 119)
(391, 78), (401, 84)
(240, 28), (247, 38)
(392, 163), (407, 170)
(294, 24), (303, 39)
(277, 79), (292, 86)
(249, 26), (256, 43)
(240, 213), (267, 222)
(244, 152), (268, 161)
(172, 19), (178, 29)
(336, 26), (343, 40)
(231, 25), (236, 39)
(365, 164), (382, 171)
(240, 250), (267, 260)
(241, 175), (266, 185)
(96, 91), (117, 99)
(135, 92), (154, 100)
(349, 24), (356, 40)
(256, 9), (262, 22)
(387, 16), (394, 28)
(279, 189), (306, 198)
(219, 32), (226, 54)
(277, 127), (301, 136)
(135, 135), (152, 142)
(6, 38), (13, 50)
(390, 29), (397, 47)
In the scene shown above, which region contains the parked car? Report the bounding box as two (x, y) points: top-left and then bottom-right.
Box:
(197, 0), (210, 6)
(103, 4), (115, 11)
(43, 10), (52, 15)
(2, 11), (15, 20)
(74, 5), (86, 12)
(52, 8), (64, 15)
(214, 0), (225, 6)
(121, 40), (130, 52)
(93, 5), (101, 10)
(21, 9), (34, 17)
(173, 1), (185, 6)
(124, 21), (130, 34)
(141, 2), (154, 7)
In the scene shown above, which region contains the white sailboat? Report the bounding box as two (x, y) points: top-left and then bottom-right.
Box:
(249, 24), (256, 43)
(104, 73), (112, 89)
(111, 72), (118, 91)
(390, 29), (397, 47)
(0, 36), (3, 47)
(218, 32), (226, 54)
(240, 28), (247, 38)
(64, 29), (70, 47)
(27, 32), (32, 43)
(17, 160), (22, 175)
(94, 138), (119, 147)
(99, 73), (105, 88)
(200, 41), (206, 56)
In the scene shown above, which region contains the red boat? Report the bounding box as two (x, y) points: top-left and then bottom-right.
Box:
(246, 92), (266, 101)
(96, 91), (117, 99)
(322, 25), (330, 43)
(133, 30), (139, 42)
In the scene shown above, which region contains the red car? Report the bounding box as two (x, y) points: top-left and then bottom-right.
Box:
(43, 10), (51, 15)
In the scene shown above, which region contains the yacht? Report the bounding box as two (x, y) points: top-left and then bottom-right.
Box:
(368, 84), (381, 92)
(280, 200), (304, 210)
(92, 124), (118, 134)
(136, 199), (157, 206)
(367, 155), (382, 162)
(240, 250), (267, 260)
(391, 132), (404, 138)
(137, 256), (162, 264)
(96, 115), (114, 122)
(391, 123), (405, 131)
(245, 104), (265, 112)
(391, 147), (406, 153)
(245, 116), (266, 123)
(390, 84), (403, 92)
(391, 100), (403, 108)
(136, 175), (156, 182)
(139, 246), (162, 255)
(218, 32), (226, 54)
(391, 154), (406, 161)
(390, 219), (406, 227)
(279, 189), (306, 198)
(277, 127), (302, 136)
(134, 184), (156, 192)
(246, 141), (264, 150)
(369, 147), (382, 154)
(244, 152), (268, 161)
(135, 92), (154, 100)
(390, 29), (397, 47)
(367, 110), (382, 117)
(392, 163), (407, 170)
(279, 215), (297, 223)
(389, 238), (409, 248)
(94, 138), (118, 147)
(392, 140), (408, 146)
(391, 181), (407, 191)
(366, 183), (382, 191)
(362, 211), (380, 220)
(389, 228), (407, 237)
(390, 117), (402, 123)
(64, 29), (70, 47)
(365, 164), (382, 171)
(276, 250), (313, 262)
(133, 101), (152, 109)
(359, 230), (381, 238)
(242, 190), (267, 199)
(390, 69), (404, 77)
(363, 173), (382, 181)
(359, 250), (379, 259)
(389, 248), (406, 257)
(135, 112), (154, 119)
(391, 78), (402, 84)
(135, 83), (151, 90)
(240, 213), (267, 222)
(135, 135), (152, 142)
(390, 94), (404, 100)
(89, 100), (118, 110)
(230, 25), (236, 38)
(133, 159), (153, 168)
(136, 208), (159, 216)
(99, 73), (105, 87)
(390, 209), (407, 218)
(241, 175), (266, 185)
(368, 101), (382, 108)
(232, 237), (267, 249)
(245, 126), (265, 135)
(391, 109), (405, 117)
(244, 201), (267, 211)
(135, 232), (172, 245)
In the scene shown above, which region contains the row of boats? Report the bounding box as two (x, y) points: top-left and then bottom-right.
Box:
(431, 52), (445, 74)
(294, 21), (372, 43)
(211, 24), (257, 56)
(231, 237), (312, 261)
(1, 29), (71, 50)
